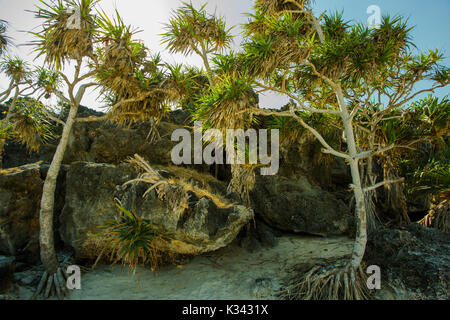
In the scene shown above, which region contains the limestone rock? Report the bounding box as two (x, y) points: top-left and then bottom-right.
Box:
(0, 256), (15, 293)
(59, 163), (254, 258)
(365, 224), (450, 300)
(251, 175), (353, 236)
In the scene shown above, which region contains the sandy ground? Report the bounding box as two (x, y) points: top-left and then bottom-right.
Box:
(53, 235), (354, 300)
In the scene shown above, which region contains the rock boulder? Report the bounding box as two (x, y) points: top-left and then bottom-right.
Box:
(250, 175), (353, 236)
(59, 162), (254, 258)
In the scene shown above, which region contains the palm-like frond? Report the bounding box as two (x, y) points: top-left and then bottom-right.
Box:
(8, 98), (55, 152)
(255, 0), (312, 15)
(95, 203), (163, 274)
(0, 57), (31, 83)
(94, 10), (179, 123)
(0, 19), (10, 57)
(30, 0), (99, 68)
(161, 2), (233, 56)
(35, 67), (62, 98)
(195, 73), (257, 131)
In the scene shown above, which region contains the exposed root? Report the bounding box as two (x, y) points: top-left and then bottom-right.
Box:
(32, 266), (70, 300)
(146, 118), (161, 144)
(32, 253), (74, 300)
(279, 260), (371, 300)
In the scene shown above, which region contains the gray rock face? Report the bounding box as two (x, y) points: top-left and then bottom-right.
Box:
(0, 163), (66, 263)
(251, 175), (353, 236)
(0, 256), (15, 292)
(4, 118), (185, 169)
(0, 164), (43, 258)
(365, 224), (450, 300)
(63, 121), (181, 166)
(59, 163), (254, 258)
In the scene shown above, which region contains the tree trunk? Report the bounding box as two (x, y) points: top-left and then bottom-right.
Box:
(39, 103), (78, 274)
(336, 87), (367, 268)
(348, 159), (367, 267)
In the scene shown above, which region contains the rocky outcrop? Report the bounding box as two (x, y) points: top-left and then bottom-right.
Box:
(365, 224), (450, 300)
(1, 106), (354, 261)
(0, 165), (43, 257)
(0, 163), (67, 264)
(2, 108), (192, 169)
(251, 175), (354, 236)
(0, 256), (15, 293)
(59, 162), (254, 258)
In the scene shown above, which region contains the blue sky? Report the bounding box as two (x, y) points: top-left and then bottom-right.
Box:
(0, 0), (448, 109)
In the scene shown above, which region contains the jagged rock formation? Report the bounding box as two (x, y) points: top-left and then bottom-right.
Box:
(59, 162), (254, 257)
(251, 175), (353, 236)
(365, 224), (450, 300)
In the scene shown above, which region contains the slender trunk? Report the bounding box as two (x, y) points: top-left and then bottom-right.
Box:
(200, 42), (214, 86)
(348, 159), (367, 267)
(39, 102), (78, 274)
(336, 87), (367, 268)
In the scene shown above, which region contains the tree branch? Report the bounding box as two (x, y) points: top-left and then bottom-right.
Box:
(247, 107), (350, 160)
(363, 178), (405, 193)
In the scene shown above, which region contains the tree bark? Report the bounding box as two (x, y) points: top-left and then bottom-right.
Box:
(336, 87), (367, 268)
(39, 102), (78, 274)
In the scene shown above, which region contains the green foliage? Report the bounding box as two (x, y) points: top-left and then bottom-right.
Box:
(270, 107), (342, 151)
(95, 203), (163, 273)
(0, 19), (10, 57)
(403, 156), (450, 197)
(31, 0), (99, 69)
(194, 73), (257, 130)
(7, 98), (55, 152)
(35, 67), (62, 98)
(94, 10), (180, 122)
(393, 95), (450, 197)
(161, 1), (232, 56)
(0, 57), (31, 83)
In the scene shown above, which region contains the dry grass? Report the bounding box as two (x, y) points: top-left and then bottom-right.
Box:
(0, 167), (23, 175)
(179, 180), (234, 209)
(130, 155), (234, 210)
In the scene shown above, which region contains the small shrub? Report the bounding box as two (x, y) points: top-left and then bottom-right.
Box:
(94, 203), (164, 274)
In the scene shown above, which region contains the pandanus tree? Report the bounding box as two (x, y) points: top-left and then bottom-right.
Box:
(348, 32), (450, 230)
(30, 0), (182, 299)
(0, 18), (60, 165)
(221, 0), (450, 299)
(195, 71), (259, 205)
(0, 57), (57, 167)
(162, 2), (261, 202)
(378, 95), (449, 229)
(161, 1), (233, 86)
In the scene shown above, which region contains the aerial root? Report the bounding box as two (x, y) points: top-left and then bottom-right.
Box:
(32, 267), (70, 300)
(279, 263), (371, 300)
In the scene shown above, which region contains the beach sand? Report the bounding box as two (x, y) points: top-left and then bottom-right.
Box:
(61, 235), (354, 300)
